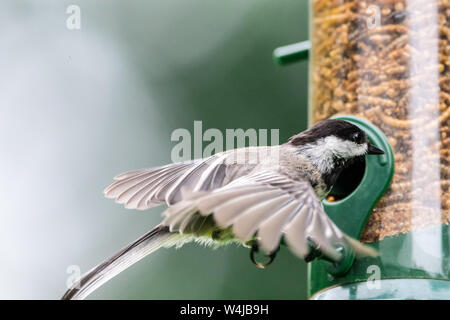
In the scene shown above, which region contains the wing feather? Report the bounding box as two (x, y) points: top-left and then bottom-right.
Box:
(165, 161), (211, 205)
(106, 157), (376, 262)
(125, 166), (190, 209)
(115, 167), (176, 204)
(160, 170), (372, 262)
(104, 161), (198, 209)
(104, 171), (158, 198)
(258, 201), (301, 253)
(211, 190), (283, 227)
(284, 206), (313, 258)
(195, 186), (268, 214)
(105, 149), (259, 210)
(232, 195), (291, 241)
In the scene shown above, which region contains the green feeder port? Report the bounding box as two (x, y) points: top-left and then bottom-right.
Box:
(318, 115), (394, 278)
(274, 0), (450, 299)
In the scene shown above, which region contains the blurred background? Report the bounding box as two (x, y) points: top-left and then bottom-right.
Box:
(0, 0), (310, 299)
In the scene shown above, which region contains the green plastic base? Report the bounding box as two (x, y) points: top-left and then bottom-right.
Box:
(311, 279), (450, 300)
(308, 224), (450, 299)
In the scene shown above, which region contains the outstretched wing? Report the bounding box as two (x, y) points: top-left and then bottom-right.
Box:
(163, 171), (375, 261)
(103, 160), (198, 210)
(103, 149), (259, 210)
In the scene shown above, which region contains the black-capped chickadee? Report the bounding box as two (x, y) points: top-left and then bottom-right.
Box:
(62, 119), (384, 300)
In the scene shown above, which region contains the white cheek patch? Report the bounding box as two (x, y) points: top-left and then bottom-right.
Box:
(323, 136), (368, 158)
(298, 136), (367, 173)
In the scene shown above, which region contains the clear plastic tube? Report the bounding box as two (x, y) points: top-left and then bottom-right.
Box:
(310, 0), (450, 242)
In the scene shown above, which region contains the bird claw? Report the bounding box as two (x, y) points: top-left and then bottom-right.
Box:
(249, 243), (280, 269)
(305, 237), (323, 262)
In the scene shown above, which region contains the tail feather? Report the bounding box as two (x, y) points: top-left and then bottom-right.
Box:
(62, 225), (181, 300)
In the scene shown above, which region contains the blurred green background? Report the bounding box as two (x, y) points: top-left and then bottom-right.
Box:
(0, 0), (310, 299)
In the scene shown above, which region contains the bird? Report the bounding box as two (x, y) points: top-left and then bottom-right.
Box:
(62, 119), (384, 300)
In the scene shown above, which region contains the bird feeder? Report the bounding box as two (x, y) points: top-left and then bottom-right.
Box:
(275, 0), (450, 299)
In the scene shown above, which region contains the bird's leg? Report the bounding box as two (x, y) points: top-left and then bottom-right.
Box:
(304, 251), (320, 263)
(304, 237), (324, 262)
(249, 242), (280, 269)
(305, 236), (341, 263)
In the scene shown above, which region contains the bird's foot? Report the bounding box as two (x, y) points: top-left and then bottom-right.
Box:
(249, 242), (280, 269)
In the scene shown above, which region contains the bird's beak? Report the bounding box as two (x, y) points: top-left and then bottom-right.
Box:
(368, 143), (385, 155)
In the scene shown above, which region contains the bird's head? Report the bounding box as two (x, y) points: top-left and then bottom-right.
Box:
(288, 119), (384, 174)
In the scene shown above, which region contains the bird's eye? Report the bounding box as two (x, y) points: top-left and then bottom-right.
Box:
(351, 132), (362, 143)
